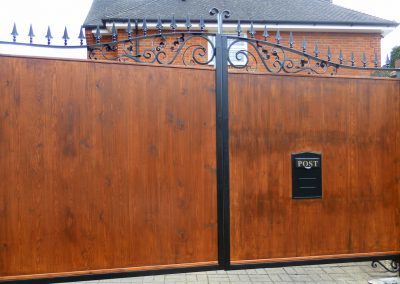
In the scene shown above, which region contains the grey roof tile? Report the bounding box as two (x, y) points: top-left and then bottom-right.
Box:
(83, 0), (398, 28)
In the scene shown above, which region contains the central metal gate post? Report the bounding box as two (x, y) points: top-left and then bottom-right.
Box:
(215, 32), (231, 270)
(210, 6), (232, 270)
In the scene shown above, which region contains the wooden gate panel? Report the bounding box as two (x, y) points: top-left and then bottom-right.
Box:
(0, 56), (217, 280)
(229, 73), (400, 263)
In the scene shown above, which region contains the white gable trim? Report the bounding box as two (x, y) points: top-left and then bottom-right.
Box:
(98, 22), (395, 37)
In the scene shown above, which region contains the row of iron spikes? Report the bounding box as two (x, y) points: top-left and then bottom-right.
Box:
(98, 17), (389, 68)
(8, 18), (390, 68)
(241, 21), (389, 68)
(96, 15), (207, 43)
(11, 23), (86, 46)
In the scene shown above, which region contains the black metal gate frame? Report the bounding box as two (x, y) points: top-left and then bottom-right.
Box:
(0, 7), (399, 284)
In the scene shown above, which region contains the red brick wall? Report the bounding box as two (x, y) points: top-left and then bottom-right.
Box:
(85, 28), (381, 76)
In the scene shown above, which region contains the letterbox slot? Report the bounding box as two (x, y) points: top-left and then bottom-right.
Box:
(292, 152), (322, 199)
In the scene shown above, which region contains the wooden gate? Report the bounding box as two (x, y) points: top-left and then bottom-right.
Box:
(0, 56), (219, 282)
(228, 73), (400, 266)
(1, 8), (400, 282)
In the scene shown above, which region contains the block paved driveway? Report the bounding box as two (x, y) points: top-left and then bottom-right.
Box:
(64, 261), (400, 284)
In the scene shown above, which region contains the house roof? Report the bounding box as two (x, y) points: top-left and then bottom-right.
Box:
(83, 0), (398, 28)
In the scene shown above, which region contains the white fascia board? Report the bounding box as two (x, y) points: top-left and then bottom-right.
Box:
(95, 23), (395, 37)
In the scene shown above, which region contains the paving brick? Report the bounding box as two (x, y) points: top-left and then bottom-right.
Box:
(304, 267), (324, 272)
(267, 274), (281, 282)
(265, 267), (286, 274)
(153, 275), (165, 281)
(290, 274), (313, 282)
(351, 273), (375, 280)
(196, 274), (208, 281)
(330, 273), (358, 281)
(278, 273), (293, 281)
(117, 278), (143, 283)
(165, 275), (186, 280)
(255, 268), (268, 274)
(322, 267), (345, 273)
(226, 270), (247, 275)
(227, 274), (240, 281)
(341, 266), (365, 273)
(238, 274), (251, 281)
(308, 272), (334, 282)
(207, 275), (230, 282)
(249, 274), (272, 282)
(283, 267), (299, 274)
(246, 268), (267, 274)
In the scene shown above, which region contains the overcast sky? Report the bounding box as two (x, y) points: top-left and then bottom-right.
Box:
(0, 0), (399, 61)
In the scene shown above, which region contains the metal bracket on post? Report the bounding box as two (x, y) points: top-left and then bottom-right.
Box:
(210, 7), (231, 270)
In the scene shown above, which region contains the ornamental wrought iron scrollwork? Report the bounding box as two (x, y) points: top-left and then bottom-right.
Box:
(371, 260), (400, 274)
(227, 36), (339, 75)
(87, 32), (216, 66)
(87, 42), (118, 61)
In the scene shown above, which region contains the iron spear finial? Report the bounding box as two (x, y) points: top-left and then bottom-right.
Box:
(275, 30), (281, 44)
(28, 24), (35, 44)
(185, 15), (192, 31)
(78, 26), (85, 46)
(302, 37), (307, 53)
(289, 32), (294, 48)
(62, 26), (70, 46)
(236, 20), (242, 37)
(249, 22), (255, 38)
(209, 7), (231, 34)
(156, 16), (163, 34)
(111, 22), (117, 42)
(127, 19), (132, 40)
(11, 23), (18, 42)
(45, 26), (53, 45)
(263, 25), (269, 41)
(170, 15), (177, 32)
(95, 25), (102, 43)
(199, 16), (206, 32)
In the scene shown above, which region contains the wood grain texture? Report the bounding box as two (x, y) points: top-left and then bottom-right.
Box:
(0, 56), (217, 279)
(229, 73), (400, 262)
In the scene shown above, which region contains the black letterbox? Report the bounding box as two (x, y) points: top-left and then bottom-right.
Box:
(292, 152), (322, 199)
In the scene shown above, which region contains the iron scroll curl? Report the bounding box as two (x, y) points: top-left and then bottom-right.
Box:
(371, 260), (400, 274)
(226, 36), (339, 75)
(87, 32), (217, 66)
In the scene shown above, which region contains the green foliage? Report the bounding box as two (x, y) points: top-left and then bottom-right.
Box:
(372, 46), (400, 77)
(389, 46), (400, 68)
(371, 70), (393, 78)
